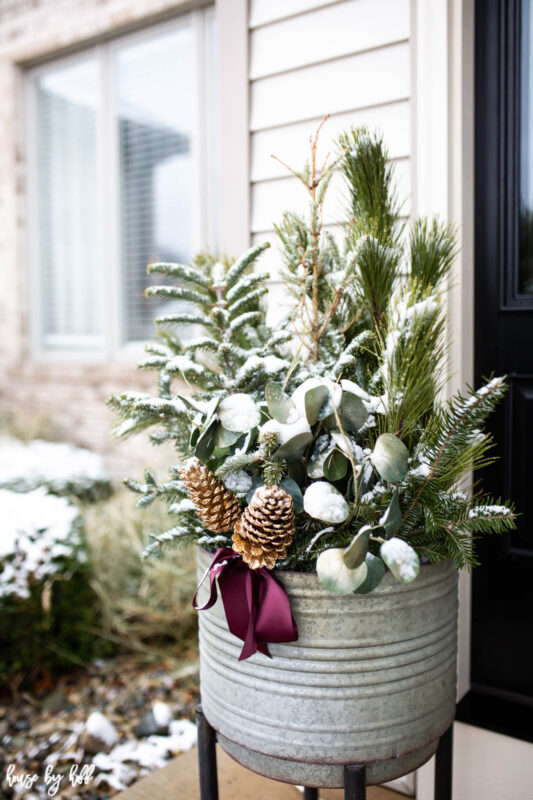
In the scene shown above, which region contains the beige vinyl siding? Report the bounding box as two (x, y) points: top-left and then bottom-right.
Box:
(249, 0), (345, 28)
(248, 0), (412, 283)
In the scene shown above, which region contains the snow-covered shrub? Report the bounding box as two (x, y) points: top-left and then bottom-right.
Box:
(0, 488), (84, 599)
(0, 488), (107, 683)
(0, 437), (112, 502)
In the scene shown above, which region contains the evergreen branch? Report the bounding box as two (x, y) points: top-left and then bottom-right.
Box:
(409, 217), (458, 290)
(215, 451), (263, 477)
(228, 286), (269, 317)
(155, 312), (218, 330)
(145, 285), (210, 304)
(226, 272), (269, 304)
(225, 242), (270, 288)
(400, 377), (507, 528)
(147, 261), (212, 288)
(229, 310), (263, 333)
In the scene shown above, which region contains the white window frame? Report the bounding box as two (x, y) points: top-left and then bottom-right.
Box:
(26, 7), (217, 364)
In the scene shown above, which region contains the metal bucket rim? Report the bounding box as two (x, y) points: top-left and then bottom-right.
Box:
(196, 545), (454, 578)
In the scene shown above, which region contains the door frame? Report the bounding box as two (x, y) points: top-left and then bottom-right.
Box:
(412, 0), (476, 793)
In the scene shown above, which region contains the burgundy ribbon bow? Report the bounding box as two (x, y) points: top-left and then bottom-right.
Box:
(193, 547), (298, 661)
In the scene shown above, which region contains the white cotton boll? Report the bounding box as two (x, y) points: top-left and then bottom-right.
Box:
(303, 481), (350, 523)
(218, 394), (260, 432)
(222, 470), (253, 494)
(261, 416), (311, 445)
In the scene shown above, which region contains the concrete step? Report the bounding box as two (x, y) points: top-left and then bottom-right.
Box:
(117, 745), (407, 800)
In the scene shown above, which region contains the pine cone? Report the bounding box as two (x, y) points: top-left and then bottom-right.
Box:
(178, 458), (241, 534)
(233, 485), (295, 570)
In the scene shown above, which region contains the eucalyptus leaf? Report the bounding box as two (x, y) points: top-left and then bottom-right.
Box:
(337, 387), (368, 432)
(195, 419), (218, 461)
(316, 548), (368, 595)
(275, 431), (313, 462)
(265, 382), (296, 424)
(280, 477), (304, 513)
(203, 396), (221, 425)
(288, 460), (306, 487)
(190, 427), (200, 448)
(380, 537), (420, 583)
(323, 449), (348, 481)
(215, 426), (243, 449)
(175, 393), (206, 413)
(371, 433), (409, 482)
(379, 494), (402, 538)
(343, 525), (371, 569)
(357, 459), (376, 498)
(304, 385), (330, 424)
(354, 553), (386, 594)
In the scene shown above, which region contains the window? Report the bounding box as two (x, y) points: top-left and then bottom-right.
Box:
(28, 10), (218, 357)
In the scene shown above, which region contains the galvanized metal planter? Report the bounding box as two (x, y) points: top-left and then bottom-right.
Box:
(196, 546), (458, 788)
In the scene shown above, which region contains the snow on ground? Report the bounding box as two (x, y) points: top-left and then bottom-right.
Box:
(0, 437), (111, 499)
(0, 487), (83, 599)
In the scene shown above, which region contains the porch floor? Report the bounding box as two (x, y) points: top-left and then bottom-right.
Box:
(116, 744), (406, 800)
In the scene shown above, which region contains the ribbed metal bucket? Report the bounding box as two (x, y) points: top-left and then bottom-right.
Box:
(197, 546), (458, 787)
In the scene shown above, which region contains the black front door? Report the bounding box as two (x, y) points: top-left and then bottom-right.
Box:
(457, 0), (533, 742)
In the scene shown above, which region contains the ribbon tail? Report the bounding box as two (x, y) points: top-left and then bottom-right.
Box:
(239, 571), (260, 660)
(192, 548), (237, 611)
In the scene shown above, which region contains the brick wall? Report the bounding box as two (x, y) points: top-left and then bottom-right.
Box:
(0, 0), (203, 476)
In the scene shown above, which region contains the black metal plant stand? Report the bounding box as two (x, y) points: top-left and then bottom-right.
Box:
(196, 704), (454, 800)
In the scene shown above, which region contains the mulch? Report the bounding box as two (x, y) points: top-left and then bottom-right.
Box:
(0, 654), (200, 799)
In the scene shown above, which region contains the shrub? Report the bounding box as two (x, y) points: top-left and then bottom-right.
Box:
(0, 437), (112, 502)
(0, 489), (108, 684)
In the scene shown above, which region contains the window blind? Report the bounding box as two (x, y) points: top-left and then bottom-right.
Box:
(36, 59), (101, 349)
(115, 24), (195, 344)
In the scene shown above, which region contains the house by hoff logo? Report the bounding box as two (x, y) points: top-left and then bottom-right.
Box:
(5, 763), (95, 797)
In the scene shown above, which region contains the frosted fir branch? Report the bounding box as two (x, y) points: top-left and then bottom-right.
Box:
(227, 286), (269, 317)
(155, 312), (217, 330)
(235, 355), (290, 388)
(147, 261), (212, 288)
(166, 356), (207, 377)
(229, 311), (263, 333)
(217, 341), (261, 363)
(185, 337), (219, 354)
(142, 522), (203, 559)
(109, 391), (188, 417)
(145, 285), (210, 304)
(211, 306), (230, 328)
(138, 355), (169, 370)
(215, 450), (263, 477)
(197, 533), (232, 548)
(305, 526), (335, 553)
(226, 272), (270, 304)
(333, 330), (374, 376)
(144, 342), (173, 357)
(149, 430), (176, 446)
(225, 242), (270, 288)
(269, 329), (294, 348)
(468, 504), (514, 518)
